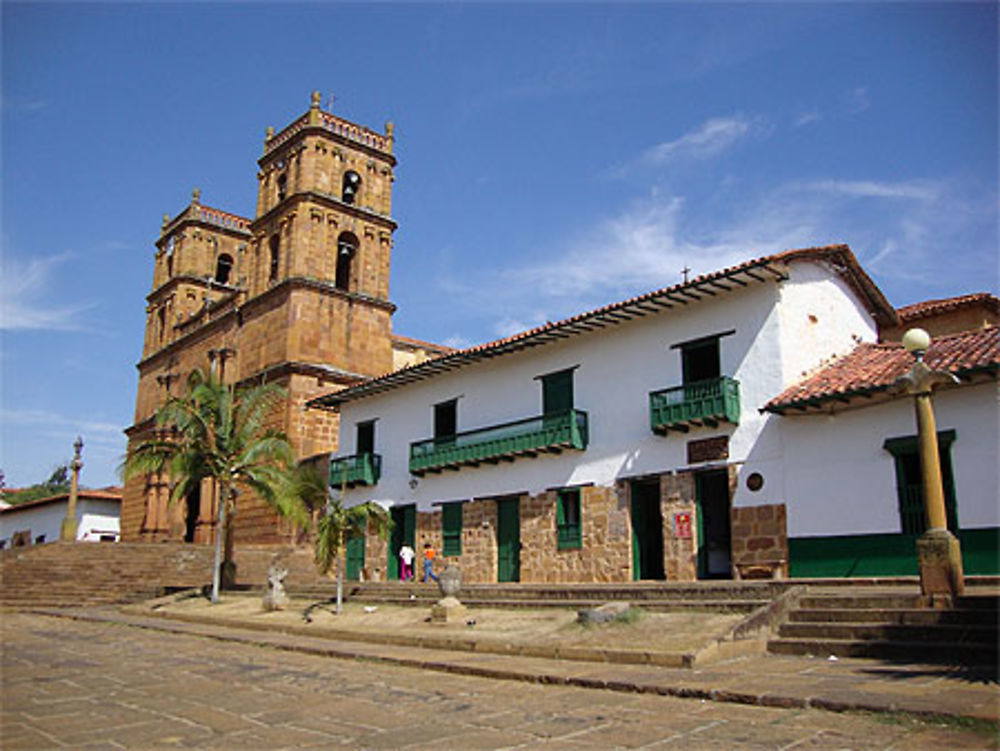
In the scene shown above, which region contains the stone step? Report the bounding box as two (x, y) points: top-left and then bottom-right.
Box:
(323, 585), (779, 604)
(789, 608), (999, 626)
(767, 637), (997, 666)
(778, 621), (996, 644)
(325, 594), (766, 613)
(797, 593), (1000, 611)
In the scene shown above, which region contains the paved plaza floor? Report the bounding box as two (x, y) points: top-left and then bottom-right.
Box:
(2, 612), (997, 750)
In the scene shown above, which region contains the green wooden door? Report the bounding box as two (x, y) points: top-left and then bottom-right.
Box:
(497, 498), (521, 582)
(345, 534), (365, 581)
(695, 470), (732, 579)
(388, 505), (416, 580)
(630, 480), (664, 580)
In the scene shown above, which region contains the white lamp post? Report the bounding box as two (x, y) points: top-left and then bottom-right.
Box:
(897, 328), (964, 601)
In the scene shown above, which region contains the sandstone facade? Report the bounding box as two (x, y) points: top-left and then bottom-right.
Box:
(123, 94), (442, 547)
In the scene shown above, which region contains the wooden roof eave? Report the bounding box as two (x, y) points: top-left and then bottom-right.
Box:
(313, 258), (784, 410)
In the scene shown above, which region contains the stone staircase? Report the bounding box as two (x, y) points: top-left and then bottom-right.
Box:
(767, 586), (999, 669)
(0, 542), (215, 609)
(291, 579), (790, 613)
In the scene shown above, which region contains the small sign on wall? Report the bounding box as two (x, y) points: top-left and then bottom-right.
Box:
(687, 435), (729, 464)
(673, 512), (692, 539)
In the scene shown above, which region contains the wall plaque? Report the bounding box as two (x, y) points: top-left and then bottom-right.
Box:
(673, 512), (692, 538)
(687, 435), (729, 464)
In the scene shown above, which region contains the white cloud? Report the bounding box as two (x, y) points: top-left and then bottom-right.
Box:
(793, 110), (821, 128)
(844, 86), (871, 115)
(0, 252), (94, 331)
(442, 172), (992, 339)
(799, 179), (940, 202)
(441, 335), (473, 350)
(641, 114), (767, 167)
(1, 98), (49, 114)
(0, 408), (123, 439)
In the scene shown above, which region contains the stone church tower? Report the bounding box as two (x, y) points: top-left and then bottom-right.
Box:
(122, 93), (433, 545)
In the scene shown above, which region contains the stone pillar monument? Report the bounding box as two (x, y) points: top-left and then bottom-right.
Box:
(60, 436), (83, 542)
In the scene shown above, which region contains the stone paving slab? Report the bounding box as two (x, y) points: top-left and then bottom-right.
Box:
(9, 610), (997, 750)
(35, 605), (1000, 726)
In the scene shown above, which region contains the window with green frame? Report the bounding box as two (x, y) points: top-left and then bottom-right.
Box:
(883, 430), (958, 535)
(556, 489), (582, 550)
(441, 502), (463, 556)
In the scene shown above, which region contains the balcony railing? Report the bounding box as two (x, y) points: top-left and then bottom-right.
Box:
(329, 452), (382, 488)
(409, 409), (589, 475)
(649, 376), (740, 434)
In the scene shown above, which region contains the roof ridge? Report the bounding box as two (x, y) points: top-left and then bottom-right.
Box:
(312, 243), (897, 409)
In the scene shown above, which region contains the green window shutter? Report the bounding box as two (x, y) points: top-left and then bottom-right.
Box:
(883, 430), (959, 535)
(557, 489), (582, 550)
(442, 502), (463, 556)
(542, 369), (574, 417)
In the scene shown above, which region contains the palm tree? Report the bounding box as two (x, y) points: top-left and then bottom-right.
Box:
(308, 464), (392, 614)
(123, 369), (307, 603)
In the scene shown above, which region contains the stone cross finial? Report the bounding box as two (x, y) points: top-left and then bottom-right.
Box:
(682, 265), (691, 284)
(308, 91), (323, 125)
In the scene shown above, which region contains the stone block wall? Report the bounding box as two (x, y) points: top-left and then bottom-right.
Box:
(730, 503), (788, 579)
(661, 473), (698, 582)
(446, 500), (497, 583)
(372, 487), (635, 585)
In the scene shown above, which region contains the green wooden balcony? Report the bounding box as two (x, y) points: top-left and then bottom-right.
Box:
(409, 409), (589, 475)
(649, 376), (740, 434)
(329, 452), (382, 488)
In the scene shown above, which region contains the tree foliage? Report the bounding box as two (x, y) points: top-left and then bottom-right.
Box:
(1, 463), (72, 506)
(305, 464), (392, 613)
(122, 369), (308, 602)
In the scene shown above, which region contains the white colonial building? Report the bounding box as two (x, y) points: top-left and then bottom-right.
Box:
(309, 245), (998, 584)
(0, 489), (122, 549)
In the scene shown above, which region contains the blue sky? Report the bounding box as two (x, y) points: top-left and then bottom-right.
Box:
(2, 2), (997, 490)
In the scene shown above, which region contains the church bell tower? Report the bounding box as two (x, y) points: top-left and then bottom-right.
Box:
(123, 93), (399, 545)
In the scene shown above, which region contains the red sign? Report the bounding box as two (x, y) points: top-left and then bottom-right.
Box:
(674, 512), (692, 539)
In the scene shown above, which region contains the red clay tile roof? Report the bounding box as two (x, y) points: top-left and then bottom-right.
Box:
(766, 326), (999, 414)
(391, 333), (454, 354)
(310, 244), (898, 409)
(896, 292), (999, 321)
(0, 488), (123, 514)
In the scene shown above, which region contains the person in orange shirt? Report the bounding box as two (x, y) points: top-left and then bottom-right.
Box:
(422, 542), (439, 583)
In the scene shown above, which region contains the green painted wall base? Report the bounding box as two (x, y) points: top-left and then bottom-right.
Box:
(789, 527), (999, 578)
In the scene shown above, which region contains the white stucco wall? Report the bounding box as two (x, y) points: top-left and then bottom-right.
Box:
(738, 380), (999, 538)
(337, 257), (883, 514)
(0, 498), (121, 546)
(777, 262), (880, 386)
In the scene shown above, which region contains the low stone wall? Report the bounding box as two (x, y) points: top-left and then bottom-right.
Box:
(731, 504), (789, 579)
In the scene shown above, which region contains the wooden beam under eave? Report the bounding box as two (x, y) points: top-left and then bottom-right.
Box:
(645, 297), (675, 309)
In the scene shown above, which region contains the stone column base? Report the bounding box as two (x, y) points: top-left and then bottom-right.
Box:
(59, 517), (78, 542)
(917, 528), (965, 601)
(430, 596), (467, 623)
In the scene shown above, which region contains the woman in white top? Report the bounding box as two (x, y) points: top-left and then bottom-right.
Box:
(399, 544), (415, 581)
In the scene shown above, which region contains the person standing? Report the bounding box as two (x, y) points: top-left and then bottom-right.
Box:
(399, 543), (415, 581)
(422, 542), (439, 583)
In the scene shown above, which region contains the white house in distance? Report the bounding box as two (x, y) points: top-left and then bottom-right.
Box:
(0, 489), (122, 549)
(309, 244), (998, 584)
